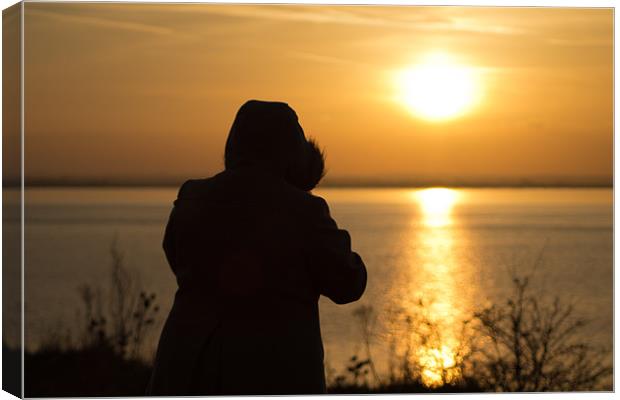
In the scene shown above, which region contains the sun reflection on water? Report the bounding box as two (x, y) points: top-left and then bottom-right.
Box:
(413, 188), (459, 228)
(409, 188), (469, 387)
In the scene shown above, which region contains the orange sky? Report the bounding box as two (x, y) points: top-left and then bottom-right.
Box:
(22, 4), (612, 185)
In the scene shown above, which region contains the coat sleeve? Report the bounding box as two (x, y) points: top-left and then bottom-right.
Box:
(162, 181), (191, 274)
(162, 206), (177, 273)
(304, 196), (367, 304)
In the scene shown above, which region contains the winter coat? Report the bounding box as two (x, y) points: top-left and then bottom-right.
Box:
(146, 100), (366, 395)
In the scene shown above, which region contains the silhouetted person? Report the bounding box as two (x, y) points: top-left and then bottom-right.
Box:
(146, 100), (367, 395)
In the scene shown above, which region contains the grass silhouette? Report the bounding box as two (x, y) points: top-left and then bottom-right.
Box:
(21, 242), (612, 396)
(328, 270), (611, 393)
(25, 239), (159, 397)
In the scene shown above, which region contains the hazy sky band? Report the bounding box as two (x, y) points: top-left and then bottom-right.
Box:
(22, 4), (612, 184)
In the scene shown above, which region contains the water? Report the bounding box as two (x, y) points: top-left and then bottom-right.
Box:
(9, 187), (613, 383)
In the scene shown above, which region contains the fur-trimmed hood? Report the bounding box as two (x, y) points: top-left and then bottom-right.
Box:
(224, 100), (325, 191)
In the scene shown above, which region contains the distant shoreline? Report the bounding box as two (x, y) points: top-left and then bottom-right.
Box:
(4, 180), (614, 189)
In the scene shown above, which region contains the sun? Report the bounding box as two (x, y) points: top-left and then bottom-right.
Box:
(395, 52), (482, 121)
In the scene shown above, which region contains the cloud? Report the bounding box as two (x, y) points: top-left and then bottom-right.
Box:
(190, 5), (524, 36)
(104, 4), (524, 37)
(546, 37), (612, 47)
(27, 8), (179, 37)
(288, 51), (368, 67)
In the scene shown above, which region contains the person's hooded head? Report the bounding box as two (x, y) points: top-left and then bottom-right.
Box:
(224, 100), (325, 192)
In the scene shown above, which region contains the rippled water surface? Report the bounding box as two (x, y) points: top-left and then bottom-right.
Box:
(9, 187), (612, 382)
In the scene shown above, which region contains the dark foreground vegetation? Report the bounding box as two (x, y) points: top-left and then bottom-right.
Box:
(20, 243), (612, 396)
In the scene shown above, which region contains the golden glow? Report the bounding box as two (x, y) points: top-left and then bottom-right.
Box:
(413, 188), (459, 227)
(24, 6), (612, 183)
(408, 187), (470, 387)
(395, 52), (481, 121)
(413, 229), (463, 387)
(418, 344), (460, 387)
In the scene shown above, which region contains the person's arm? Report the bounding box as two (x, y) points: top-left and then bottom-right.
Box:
(162, 181), (192, 273)
(162, 206), (177, 273)
(304, 196), (367, 304)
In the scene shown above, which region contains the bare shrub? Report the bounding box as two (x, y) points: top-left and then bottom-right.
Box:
(378, 299), (473, 389)
(470, 273), (612, 391)
(329, 268), (611, 392)
(330, 300), (473, 391)
(352, 305), (382, 386)
(78, 237), (159, 359)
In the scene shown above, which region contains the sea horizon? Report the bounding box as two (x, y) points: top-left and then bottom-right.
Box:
(6, 176), (614, 189)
